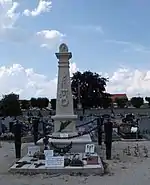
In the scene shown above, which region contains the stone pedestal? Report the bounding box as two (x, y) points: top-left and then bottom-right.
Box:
(51, 43), (78, 134)
(37, 134), (92, 153)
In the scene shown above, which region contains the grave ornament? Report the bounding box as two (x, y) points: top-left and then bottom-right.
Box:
(127, 146), (131, 156)
(59, 43), (68, 53)
(143, 146), (148, 157)
(50, 141), (72, 155)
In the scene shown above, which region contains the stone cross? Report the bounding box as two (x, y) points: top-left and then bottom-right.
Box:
(52, 43), (77, 135)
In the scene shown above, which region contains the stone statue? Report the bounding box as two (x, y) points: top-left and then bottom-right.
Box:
(59, 43), (68, 53)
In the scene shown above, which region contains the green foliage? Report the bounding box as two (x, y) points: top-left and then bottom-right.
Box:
(145, 97), (150, 106)
(130, 97), (144, 108)
(20, 100), (30, 110)
(73, 98), (77, 109)
(115, 98), (128, 108)
(0, 93), (22, 117)
(30, 98), (37, 107)
(36, 97), (49, 109)
(30, 97), (49, 108)
(71, 70), (109, 108)
(101, 93), (112, 109)
(51, 99), (56, 110)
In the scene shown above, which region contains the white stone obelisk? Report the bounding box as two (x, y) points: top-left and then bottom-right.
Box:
(52, 43), (77, 134)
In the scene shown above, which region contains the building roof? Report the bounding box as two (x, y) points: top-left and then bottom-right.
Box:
(111, 94), (127, 102)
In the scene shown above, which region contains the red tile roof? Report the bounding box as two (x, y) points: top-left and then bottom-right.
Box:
(111, 94), (127, 102)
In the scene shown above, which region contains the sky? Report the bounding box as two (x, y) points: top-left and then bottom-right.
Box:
(1, 0), (150, 99)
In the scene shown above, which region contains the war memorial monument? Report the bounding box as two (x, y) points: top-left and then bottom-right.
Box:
(9, 43), (104, 175)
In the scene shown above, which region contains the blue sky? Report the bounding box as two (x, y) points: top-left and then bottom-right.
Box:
(1, 0), (150, 77)
(0, 0), (150, 98)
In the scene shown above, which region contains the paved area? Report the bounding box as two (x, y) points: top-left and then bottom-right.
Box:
(0, 141), (150, 185)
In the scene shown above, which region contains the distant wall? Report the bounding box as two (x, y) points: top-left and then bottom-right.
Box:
(76, 108), (150, 116)
(22, 107), (150, 117)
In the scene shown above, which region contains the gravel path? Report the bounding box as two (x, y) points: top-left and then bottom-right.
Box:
(0, 141), (150, 185)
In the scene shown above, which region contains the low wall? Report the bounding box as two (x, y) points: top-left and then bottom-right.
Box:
(23, 108), (150, 117)
(76, 108), (150, 116)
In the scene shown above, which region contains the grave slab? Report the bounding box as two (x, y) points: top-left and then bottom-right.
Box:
(9, 154), (104, 175)
(9, 156), (33, 173)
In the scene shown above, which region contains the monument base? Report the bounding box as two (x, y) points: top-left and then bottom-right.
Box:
(51, 114), (78, 120)
(9, 153), (104, 175)
(37, 134), (92, 153)
(52, 131), (78, 137)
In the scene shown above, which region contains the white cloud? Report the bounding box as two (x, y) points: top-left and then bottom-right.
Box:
(70, 62), (79, 75)
(105, 39), (150, 53)
(36, 30), (65, 49)
(0, 1), (64, 48)
(0, 0), (63, 46)
(1, 63), (150, 100)
(0, 0), (19, 29)
(106, 67), (150, 98)
(0, 62), (78, 99)
(0, 0), (21, 42)
(23, 0), (52, 17)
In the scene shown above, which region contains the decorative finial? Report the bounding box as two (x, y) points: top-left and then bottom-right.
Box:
(59, 43), (68, 53)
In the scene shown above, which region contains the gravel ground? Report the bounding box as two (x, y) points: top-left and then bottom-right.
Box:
(0, 141), (150, 185)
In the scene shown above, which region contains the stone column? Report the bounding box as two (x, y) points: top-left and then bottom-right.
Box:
(52, 43), (77, 134)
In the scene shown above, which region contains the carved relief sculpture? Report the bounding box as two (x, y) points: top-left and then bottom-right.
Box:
(59, 89), (69, 107)
(59, 74), (69, 107)
(61, 75), (67, 89)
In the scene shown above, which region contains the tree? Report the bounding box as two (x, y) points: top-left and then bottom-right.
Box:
(20, 100), (30, 110)
(130, 97), (144, 108)
(30, 97), (49, 109)
(73, 98), (77, 109)
(115, 98), (128, 108)
(36, 97), (49, 109)
(51, 99), (56, 110)
(0, 93), (22, 117)
(101, 93), (112, 109)
(30, 98), (38, 107)
(145, 97), (150, 107)
(71, 71), (109, 108)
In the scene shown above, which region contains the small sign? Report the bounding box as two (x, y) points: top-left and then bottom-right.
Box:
(131, 127), (138, 133)
(60, 133), (68, 138)
(85, 144), (95, 154)
(44, 150), (53, 157)
(45, 156), (64, 168)
(28, 146), (40, 157)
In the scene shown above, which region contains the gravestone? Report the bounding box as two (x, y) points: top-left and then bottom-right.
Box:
(51, 43), (78, 135)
